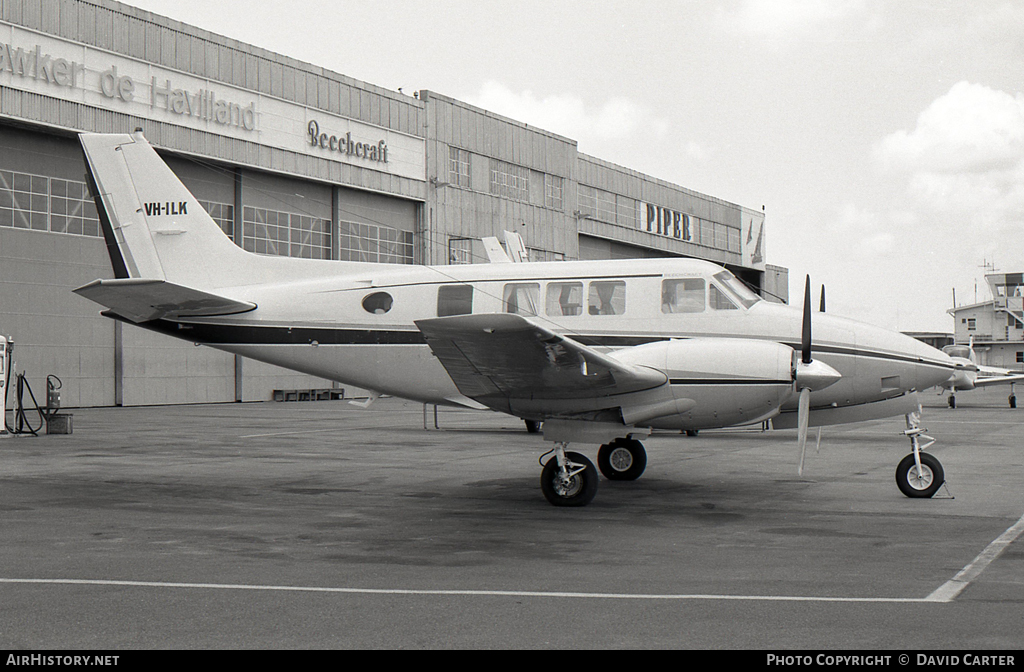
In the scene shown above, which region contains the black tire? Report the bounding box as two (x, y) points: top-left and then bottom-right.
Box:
(525, 419), (542, 434)
(540, 451), (598, 507)
(895, 452), (944, 498)
(1009, 395), (1017, 409)
(685, 429), (699, 437)
(597, 439), (647, 481)
(948, 394), (956, 409)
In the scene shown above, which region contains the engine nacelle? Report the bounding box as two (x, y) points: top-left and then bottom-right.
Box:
(612, 338), (795, 430)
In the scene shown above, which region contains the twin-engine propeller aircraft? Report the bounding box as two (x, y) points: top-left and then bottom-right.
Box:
(938, 339), (1024, 408)
(73, 131), (957, 506)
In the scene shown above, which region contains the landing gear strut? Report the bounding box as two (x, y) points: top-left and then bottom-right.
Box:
(597, 438), (647, 481)
(540, 442), (598, 507)
(896, 412), (944, 498)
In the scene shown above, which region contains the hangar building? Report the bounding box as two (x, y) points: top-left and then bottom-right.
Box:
(0, 0), (788, 407)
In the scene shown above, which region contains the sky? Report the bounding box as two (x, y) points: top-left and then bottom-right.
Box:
(127, 0), (1024, 332)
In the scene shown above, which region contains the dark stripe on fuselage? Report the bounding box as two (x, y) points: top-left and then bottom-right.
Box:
(669, 379), (791, 385)
(110, 314), (954, 373)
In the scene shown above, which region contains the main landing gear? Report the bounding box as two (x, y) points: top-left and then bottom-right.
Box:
(895, 412), (944, 498)
(539, 437), (649, 506)
(540, 443), (599, 506)
(596, 437), (647, 481)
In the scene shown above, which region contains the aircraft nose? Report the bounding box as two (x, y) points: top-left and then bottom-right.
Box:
(905, 337), (956, 391)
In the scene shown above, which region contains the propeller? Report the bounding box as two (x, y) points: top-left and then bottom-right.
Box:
(819, 285), (826, 313)
(794, 276), (842, 476)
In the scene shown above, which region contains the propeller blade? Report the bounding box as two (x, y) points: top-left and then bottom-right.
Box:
(801, 275), (812, 364)
(797, 386), (811, 476)
(819, 285), (826, 313)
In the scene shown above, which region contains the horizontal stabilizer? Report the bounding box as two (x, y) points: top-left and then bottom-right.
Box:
(74, 278), (256, 323)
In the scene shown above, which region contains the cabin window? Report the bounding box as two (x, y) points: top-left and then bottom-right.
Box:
(588, 281), (626, 315)
(503, 283), (540, 315)
(709, 284), (738, 310)
(661, 279), (705, 313)
(437, 285), (474, 317)
(361, 292), (394, 315)
(546, 282), (583, 316)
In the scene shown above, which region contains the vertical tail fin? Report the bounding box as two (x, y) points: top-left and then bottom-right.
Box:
(80, 130), (248, 289)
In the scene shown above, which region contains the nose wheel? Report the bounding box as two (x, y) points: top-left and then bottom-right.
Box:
(896, 452), (944, 498)
(897, 413), (944, 498)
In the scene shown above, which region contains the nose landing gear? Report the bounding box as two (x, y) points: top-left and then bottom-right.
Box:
(896, 413), (944, 498)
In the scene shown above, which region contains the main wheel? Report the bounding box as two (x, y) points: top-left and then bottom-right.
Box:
(597, 439), (647, 481)
(524, 419), (542, 434)
(895, 452), (944, 498)
(540, 451), (598, 507)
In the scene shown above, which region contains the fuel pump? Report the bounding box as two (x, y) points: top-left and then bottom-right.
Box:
(1, 335), (7, 436)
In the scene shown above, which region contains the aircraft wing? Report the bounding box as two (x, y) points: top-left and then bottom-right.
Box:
(74, 278), (256, 323)
(972, 370), (1024, 387)
(414, 313), (666, 413)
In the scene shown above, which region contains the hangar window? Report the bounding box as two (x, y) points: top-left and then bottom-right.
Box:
(243, 206), (331, 259)
(438, 285), (473, 317)
(967, 318), (976, 331)
(662, 279), (705, 313)
(449, 147), (471, 188)
(545, 175), (563, 210)
(201, 201), (235, 239)
(0, 171), (100, 238)
(339, 221), (414, 264)
(1017, 352), (1023, 364)
(616, 196), (638, 229)
(503, 283), (540, 316)
(491, 160), (529, 202)
(577, 185), (597, 218)
(588, 281), (626, 315)
(546, 282), (583, 316)
(362, 292), (394, 314)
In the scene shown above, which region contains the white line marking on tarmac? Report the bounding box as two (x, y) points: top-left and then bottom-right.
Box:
(0, 578), (932, 603)
(926, 511), (1024, 603)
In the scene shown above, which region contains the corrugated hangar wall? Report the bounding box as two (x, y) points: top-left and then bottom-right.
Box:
(0, 0), (430, 406)
(1, 0), (782, 408)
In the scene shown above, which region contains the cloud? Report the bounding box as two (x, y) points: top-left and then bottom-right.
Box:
(723, 0), (867, 36)
(462, 81), (669, 144)
(874, 81), (1024, 247)
(877, 81), (1024, 174)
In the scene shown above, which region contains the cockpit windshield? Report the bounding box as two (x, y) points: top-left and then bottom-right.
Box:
(942, 345), (972, 359)
(712, 271), (761, 309)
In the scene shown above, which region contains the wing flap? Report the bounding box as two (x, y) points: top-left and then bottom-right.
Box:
(74, 278), (256, 323)
(415, 313), (666, 413)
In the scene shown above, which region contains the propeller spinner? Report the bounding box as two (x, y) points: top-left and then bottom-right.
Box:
(794, 276), (841, 475)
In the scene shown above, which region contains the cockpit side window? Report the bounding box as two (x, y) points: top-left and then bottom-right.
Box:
(709, 284), (738, 310)
(503, 283), (540, 316)
(437, 285), (473, 317)
(546, 282), (583, 316)
(588, 281), (626, 315)
(662, 279), (705, 313)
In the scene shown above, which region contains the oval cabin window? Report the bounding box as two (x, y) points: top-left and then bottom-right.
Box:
(362, 292), (394, 314)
